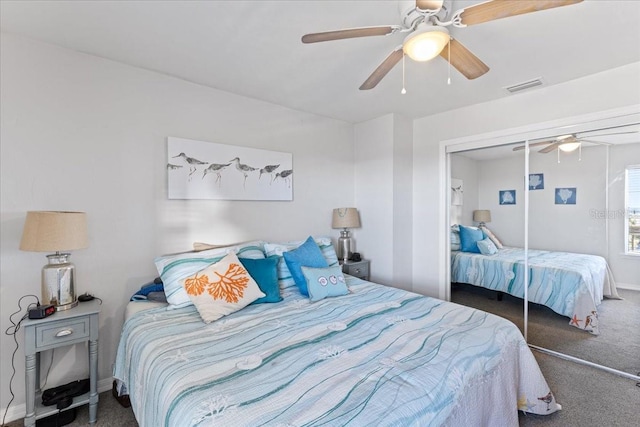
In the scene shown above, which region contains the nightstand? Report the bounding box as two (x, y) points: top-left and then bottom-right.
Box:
(342, 260), (370, 281)
(22, 300), (100, 427)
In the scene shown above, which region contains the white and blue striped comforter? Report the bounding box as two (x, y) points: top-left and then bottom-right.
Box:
(452, 247), (620, 334)
(114, 277), (559, 426)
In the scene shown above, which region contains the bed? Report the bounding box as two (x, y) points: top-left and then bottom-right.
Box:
(114, 271), (560, 426)
(451, 246), (620, 335)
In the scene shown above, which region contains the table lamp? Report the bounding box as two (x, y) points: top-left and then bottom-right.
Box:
(20, 211), (88, 311)
(473, 210), (491, 228)
(331, 208), (361, 263)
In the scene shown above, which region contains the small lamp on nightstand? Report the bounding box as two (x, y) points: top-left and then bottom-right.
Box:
(20, 211), (88, 311)
(331, 207), (361, 263)
(473, 210), (491, 228)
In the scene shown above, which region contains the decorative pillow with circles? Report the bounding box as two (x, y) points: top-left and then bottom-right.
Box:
(301, 265), (349, 303)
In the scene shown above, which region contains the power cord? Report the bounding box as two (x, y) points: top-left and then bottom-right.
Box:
(2, 295), (40, 427)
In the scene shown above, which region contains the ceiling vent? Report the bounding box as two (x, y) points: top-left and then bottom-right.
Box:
(504, 78), (544, 93)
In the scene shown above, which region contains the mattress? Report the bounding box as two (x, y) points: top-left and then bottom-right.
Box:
(114, 276), (559, 426)
(451, 247), (620, 334)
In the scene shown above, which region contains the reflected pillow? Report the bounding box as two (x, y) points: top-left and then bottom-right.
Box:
(459, 225), (484, 253)
(451, 225), (461, 251)
(302, 265), (349, 303)
(480, 226), (504, 249)
(282, 236), (329, 296)
(477, 238), (498, 255)
(180, 252), (265, 323)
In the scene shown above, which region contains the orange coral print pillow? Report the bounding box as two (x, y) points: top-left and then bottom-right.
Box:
(180, 252), (265, 323)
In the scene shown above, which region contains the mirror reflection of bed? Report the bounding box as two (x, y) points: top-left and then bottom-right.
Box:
(446, 125), (640, 378)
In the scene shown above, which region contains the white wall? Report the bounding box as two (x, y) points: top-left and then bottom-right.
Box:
(354, 113), (413, 290)
(413, 62), (640, 298)
(354, 115), (394, 285)
(0, 33), (355, 420)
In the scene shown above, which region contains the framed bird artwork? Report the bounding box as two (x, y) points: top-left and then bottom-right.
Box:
(167, 137), (293, 200)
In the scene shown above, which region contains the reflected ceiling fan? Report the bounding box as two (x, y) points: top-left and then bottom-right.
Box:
(512, 130), (640, 154)
(301, 0), (583, 90)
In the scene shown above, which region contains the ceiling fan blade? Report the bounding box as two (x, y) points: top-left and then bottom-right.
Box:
(360, 47), (404, 90)
(512, 141), (553, 151)
(439, 38), (489, 80)
(460, 0), (583, 26)
(416, 0), (444, 11)
(302, 26), (399, 44)
(539, 142), (562, 153)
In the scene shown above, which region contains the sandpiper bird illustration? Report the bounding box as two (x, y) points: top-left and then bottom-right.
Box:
(202, 162), (231, 185)
(259, 164), (280, 181)
(229, 157), (258, 188)
(274, 169), (293, 187)
(173, 152), (209, 180)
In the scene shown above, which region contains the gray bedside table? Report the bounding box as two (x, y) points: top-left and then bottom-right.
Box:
(22, 300), (101, 427)
(342, 260), (370, 281)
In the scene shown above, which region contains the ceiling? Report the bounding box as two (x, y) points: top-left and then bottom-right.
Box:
(1, 0), (640, 123)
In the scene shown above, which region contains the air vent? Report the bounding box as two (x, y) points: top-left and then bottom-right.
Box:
(504, 78), (544, 93)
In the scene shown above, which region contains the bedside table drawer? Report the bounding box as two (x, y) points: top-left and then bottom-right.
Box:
(35, 318), (91, 349)
(342, 261), (369, 280)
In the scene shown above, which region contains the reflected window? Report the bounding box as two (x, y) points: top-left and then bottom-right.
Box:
(626, 165), (640, 254)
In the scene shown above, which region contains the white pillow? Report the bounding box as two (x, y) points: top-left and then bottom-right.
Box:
(480, 226), (503, 249)
(180, 252), (265, 323)
(155, 241), (265, 309)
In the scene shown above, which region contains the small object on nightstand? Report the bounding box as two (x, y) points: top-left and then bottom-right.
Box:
(342, 259), (370, 281)
(78, 293), (94, 302)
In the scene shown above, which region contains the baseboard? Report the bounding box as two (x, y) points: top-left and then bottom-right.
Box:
(1, 377), (113, 423)
(616, 282), (640, 292)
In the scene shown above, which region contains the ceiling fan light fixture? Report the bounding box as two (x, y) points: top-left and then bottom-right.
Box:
(403, 26), (450, 62)
(558, 142), (581, 152)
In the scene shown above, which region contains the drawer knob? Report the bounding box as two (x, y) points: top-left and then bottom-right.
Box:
(55, 329), (74, 337)
(354, 268), (361, 273)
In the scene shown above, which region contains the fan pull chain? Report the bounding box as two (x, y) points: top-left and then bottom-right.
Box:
(557, 148), (561, 164)
(447, 38), (451, 85)
(401, 53), (407, 95)
(578, 143), (582, 161)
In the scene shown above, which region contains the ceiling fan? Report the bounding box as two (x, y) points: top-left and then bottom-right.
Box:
(512, 130), (640, 154)
(301, 0), (583, 90)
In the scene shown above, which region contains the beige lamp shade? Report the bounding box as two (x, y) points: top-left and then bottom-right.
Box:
(473, 210), (491, 224)
(20, 211), (88, 252)
(332, 208), (361, 229)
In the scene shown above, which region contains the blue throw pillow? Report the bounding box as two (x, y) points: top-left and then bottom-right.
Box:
(476, 238), (498, 255)
(459, 225), (484, 253)
(240, 256), (282, 304)
(283, 236), (328, 296)
(302, 265), (349, 302)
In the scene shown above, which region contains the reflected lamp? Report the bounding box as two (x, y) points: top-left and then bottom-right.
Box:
(473, 210), (491, 228)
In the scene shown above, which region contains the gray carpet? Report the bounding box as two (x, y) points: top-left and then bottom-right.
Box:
(452, 284), (640, 376)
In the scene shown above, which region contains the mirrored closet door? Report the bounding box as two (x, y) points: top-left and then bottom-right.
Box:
(525, 123), (640, 377)
(449, 142), (528, 335)
(445, 113), (640, 380)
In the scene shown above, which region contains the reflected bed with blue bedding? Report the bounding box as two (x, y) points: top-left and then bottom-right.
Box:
(114, 276), (559, 426)
(451, 247), (620, 335)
